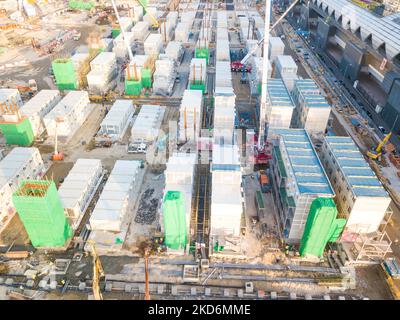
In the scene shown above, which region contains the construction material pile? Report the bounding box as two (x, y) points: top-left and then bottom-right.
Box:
(135, 188), (158, 224)
(153, 58), (176, 96)
(87, 52), (117, 94)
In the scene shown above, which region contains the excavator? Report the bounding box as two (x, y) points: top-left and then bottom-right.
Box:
(367, 116), (398, 160)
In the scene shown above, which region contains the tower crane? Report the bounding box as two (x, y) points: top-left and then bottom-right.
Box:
(239, 0), (299, 158)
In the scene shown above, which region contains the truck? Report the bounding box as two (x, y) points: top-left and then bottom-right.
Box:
(231, 61), (252, 73)
(259, 170), (271, 193)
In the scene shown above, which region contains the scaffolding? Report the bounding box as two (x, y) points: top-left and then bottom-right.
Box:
(12, 180), (73, 248)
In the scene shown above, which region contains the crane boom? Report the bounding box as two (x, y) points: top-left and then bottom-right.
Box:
(110, 0), (134, 61)
(135, 0), (159, 28)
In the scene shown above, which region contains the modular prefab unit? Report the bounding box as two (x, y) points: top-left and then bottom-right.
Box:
(130, 105), (165, 143)
(90, 52), (117, 73)
(248, 57), (272, 95)
(246, 40), (262, 57)
(58, 158), (103, 228)
(215, 61), (232, 88)
(43, 91), (91, 140)
(213, 89), (236, 141)
(291, 79), (331, 135)
(178, 90), (203, 143)
(269, 37), (285, 60)
(320, 137), (391, 242)
(162, 152), (197, 245)
(210, 142), (243, 240)
(270, 129), (335, 243)
(118, 16), (133, 32)
(216, 39), (230, 62)
(217, 27), (229, 41)
(0, 147), (45, 233)
(131, 5), (143, 23)
(131, 21), (150, 41)
(19, 90), (61, 137)
(0, 89), (23, 108)
(217, 11), (228, 28)
(153, 58), (176, 96)
(90, 160), (141, 233)
(144, 33), (163, 56)
(174, 22), (190, 42)
(126, 55), (150, 82)
(98, 100), (134, 141)
(165, 41), (183, 62)
(180, 11), (196, 27)
(87, 52), (116, 94)
(113, 32), (135, 60)
(274, 55), (298, 78)
(266, 79), (295, 130)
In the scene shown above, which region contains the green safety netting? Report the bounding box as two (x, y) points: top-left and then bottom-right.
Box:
(125, 79), (142, 95)
(141, 68), (152, 88)
(195, 48), (209, 65)
(13, 180), (72, 248)
(69, 0), (94, 10)
(52, 59), (78, 90)
(0, 117), (34, 146)
(299, 197), (346, 258)
(163, 191), (187, 250)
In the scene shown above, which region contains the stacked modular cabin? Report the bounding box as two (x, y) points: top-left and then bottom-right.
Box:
(320, 136), (392, 242)
(210, 141), (243, 254)
(291, 79), (331, 135)
(174, 22), (190, 42)
(96, 100), (134, 144)
(144, 33), (164, 56)
(270, 129), (335, 243)
(213, 87), (236, 143)
(130, 105), (165, 143)
(162, 152), (197, 252)
(153, 58), (176, 96)
(131, 21), (150, 42)
(0, 147), (45, 234)
(274, 55), (299, 92)
(215, 61), (232, 88)
(189, 58), (207, 93)
(19, 90), (61, 138)
(43, 91), (91, 142)
(265, 79), (295, 130)
(269, 37), (285, 61)
(164, 41), (183, 63)
(125, 55), (151, 95)
(178, 90), (203, 143)
(88, 160), (142, 250)
(0, 89), (23, 108)
(248, 56), (272, 95)
(58, 158), (104, 229)
(86, 52), (117, 94)
(113, 32), (135, 61)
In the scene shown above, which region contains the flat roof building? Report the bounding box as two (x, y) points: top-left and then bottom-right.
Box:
(320, 136), (391, 241)
(270, 129), (334, 242)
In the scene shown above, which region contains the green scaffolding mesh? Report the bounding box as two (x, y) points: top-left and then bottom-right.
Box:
(190, 82), (206, 93)
(125, 79), (142, 95)
(69, 0), (94, 10)
(299, 198), (346, 258)
(52, 59), (78, 90)
(0, 117), (34, 146)
(163, 191), (187, 250)
(12, 180), (73, 248)
(112, 29), (121, 38)
(141, 68), (152, 88)
(195, 48), (209, 65)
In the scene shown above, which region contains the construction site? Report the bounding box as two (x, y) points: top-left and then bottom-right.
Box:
(0, 0), (400, 302)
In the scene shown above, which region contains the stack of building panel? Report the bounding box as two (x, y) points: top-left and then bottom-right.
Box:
(19, 90), (61, 137)
(130, 105), (165, 143)
(96, 100), (134, 142)
(87, 52), (117, 94)
(43, 91), (91, 141)
(153, 58), (176, 96)
(58, 158), (104, 229)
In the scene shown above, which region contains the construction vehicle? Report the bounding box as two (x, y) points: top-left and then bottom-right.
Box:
(231, 61), (252, 73)
(87, 240), (105, 300)
(367, 116), (398, 160)
(259, 170), (271, 193)
(239, 0), (299, 163)
(381, 258), (400, 300)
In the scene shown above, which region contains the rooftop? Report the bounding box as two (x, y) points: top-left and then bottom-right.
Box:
(267, 79), (295, 108)
(325, 136), (388, 197)
(273, 129), (334, 196)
